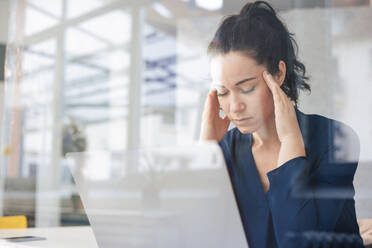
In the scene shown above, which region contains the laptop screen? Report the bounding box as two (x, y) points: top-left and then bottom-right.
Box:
(66, 142), (248, 248)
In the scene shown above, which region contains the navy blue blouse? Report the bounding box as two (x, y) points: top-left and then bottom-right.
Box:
(218, 108), (364, 248)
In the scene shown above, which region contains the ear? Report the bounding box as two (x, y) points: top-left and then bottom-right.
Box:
(274, 60), (286, 87)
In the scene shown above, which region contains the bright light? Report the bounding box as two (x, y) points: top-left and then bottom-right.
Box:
(196, 0), (223, 11)
(152, 2), (173, 19)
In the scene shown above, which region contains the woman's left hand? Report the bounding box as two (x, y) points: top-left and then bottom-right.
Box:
(263, 70), (306, 166)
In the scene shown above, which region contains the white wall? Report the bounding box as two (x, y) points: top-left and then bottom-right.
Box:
(0, 0), (9, 43)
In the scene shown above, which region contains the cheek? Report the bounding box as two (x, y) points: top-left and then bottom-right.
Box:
(245, 87), (273, 119)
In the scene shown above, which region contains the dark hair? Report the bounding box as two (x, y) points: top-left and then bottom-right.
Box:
(207, 1), (310, 106)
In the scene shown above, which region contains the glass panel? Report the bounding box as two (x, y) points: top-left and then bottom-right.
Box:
(1, 0), (371, 246)
(27, 0), (63, 18)
(141, 16), (177, 147)
(1, 38), (56, 227)
(64, 10), (131, 153)
(65, 28), (107, 57)
(16, 39), (55, 177)
(79, 10), (132, 44)
(66, 0), (115, 19)
(25, 5), (59, 36)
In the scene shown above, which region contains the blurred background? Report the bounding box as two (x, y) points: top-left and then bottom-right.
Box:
(0, 0), (371, 228)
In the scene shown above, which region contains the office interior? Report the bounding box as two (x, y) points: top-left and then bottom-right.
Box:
(0, 0), (371, 245)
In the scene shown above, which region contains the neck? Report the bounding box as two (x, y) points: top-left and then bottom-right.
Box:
(252, 112), (280, 149)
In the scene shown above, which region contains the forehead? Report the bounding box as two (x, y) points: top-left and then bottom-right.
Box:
(210, 52), (262, 84)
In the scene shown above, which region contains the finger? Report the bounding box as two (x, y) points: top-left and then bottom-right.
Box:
(208, 89), (221, 113)
(263, 71), (281, 105)
(203, 89), (219, 120)
(264, 71), (292, 102)
(204, 89), (216, 110)
(202, 90), (213, 118)
(263, 70), (275, 90)
(263, 71), (293, 109)
(263, 71), (282, 94)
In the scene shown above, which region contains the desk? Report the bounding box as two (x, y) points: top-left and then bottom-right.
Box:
(0, 226), (98, 248)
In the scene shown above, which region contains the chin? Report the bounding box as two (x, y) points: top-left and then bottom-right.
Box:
(234, 118), (261, 134)
(236, 125), (255, 134)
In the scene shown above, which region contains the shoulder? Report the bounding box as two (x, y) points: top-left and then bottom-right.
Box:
(296, 108), (360, 162)
(296, 109), (360, 191)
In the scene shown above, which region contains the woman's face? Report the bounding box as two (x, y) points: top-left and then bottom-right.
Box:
(210, 51), (275, 134)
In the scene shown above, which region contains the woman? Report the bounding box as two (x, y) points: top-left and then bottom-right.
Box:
(200, 1), (363, 247)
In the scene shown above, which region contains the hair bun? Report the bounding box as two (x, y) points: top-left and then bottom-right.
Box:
(239, 1), (276, 17)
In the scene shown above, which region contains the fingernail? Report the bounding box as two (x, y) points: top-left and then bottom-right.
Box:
(263, 71), (269, 77)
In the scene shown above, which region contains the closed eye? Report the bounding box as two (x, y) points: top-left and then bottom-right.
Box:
(217, 92), (228, 97)
(242, 87), (255, 94)
(217, 87), (255, 97)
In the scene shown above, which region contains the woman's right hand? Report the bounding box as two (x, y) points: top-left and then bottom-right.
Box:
(199, 89), (230, 142)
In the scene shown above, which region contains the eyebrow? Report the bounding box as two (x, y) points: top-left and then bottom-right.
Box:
(213, 77), (256, 88)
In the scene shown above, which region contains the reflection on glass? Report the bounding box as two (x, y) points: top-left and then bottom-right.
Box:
(66, 143), (246, 248)
(1, 0), (371, 246)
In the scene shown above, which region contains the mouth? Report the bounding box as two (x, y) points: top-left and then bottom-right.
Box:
(233, 117), (252, 124)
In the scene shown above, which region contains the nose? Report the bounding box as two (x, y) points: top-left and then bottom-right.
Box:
(229, 94), (245, 114)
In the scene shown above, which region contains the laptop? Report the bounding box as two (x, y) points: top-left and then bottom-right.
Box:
(66, 142), (248, 248)
(0, 241), (33, 248)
